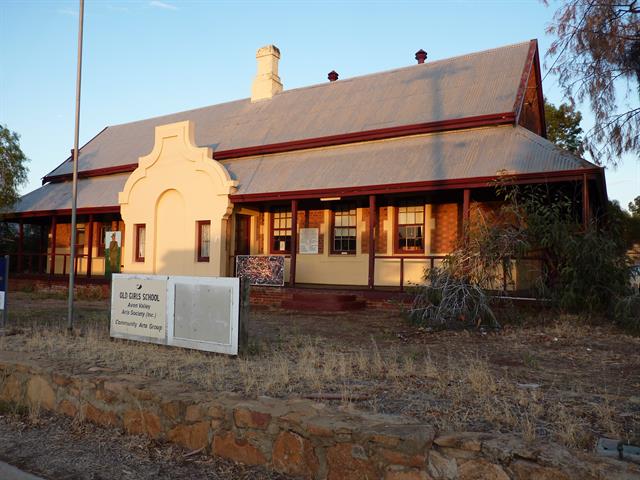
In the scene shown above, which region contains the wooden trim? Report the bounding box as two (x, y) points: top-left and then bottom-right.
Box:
(290, 200), (298, 287)
(393, 203), (426, 255)
(2, 206), (121, 221)
(41, 126), (109, 185)
(134, 224), (146, 262)
(513, 40), (537, 127)
(41, 113), (516, 184)
(368, 195), (376, 289)
(196, 220), (211, 262)
(214, 112), (515, 160)
(532, 45), (547, 138)
(42, 163), (137, 184)
(231, 168), (605, 203)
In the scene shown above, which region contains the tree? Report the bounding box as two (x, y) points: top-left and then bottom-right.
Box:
(544, 99), (584, 153)
(545, 0), (640, 165)
(0, 125), (29, 209)
(629, 195), (640, 216)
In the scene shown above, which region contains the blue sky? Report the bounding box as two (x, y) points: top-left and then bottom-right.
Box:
(1, 0), (638, 209)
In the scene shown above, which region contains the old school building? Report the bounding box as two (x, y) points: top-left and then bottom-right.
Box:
(2, 40), (606, 296)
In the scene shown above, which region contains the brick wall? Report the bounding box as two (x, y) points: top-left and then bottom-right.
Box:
(360, 207), (388, 254)
(430, 203), (459, 254)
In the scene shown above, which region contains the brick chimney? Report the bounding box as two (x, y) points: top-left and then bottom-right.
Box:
(415, 49), (427, 64)
(328, 70), (339, 82)
(251, 45), (283, 102)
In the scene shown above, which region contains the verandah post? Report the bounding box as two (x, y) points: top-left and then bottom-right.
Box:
(582, 174), (590, 226)
(86, 214), (94, 277)
(368, 194), (376, 289)
(462, 188), (471, 227)
(49, 216), (57, 276)
(290, 199), (298, 287)
(17, 220), (24, 274)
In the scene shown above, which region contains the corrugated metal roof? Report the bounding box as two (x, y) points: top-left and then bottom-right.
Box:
(10, 173), (129, 213)
(11, 125), (593, 214)
(222, 126), (593, 195)
(46, 41), (533, 178)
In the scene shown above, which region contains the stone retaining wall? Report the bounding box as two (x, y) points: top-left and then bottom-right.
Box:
(0, 353), (637, 479)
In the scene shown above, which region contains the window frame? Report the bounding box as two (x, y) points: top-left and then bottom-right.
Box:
(270, 208), (292, 254)
(330, 204), (357, 255)
(196, 220), (211, 262)
(394, 203), (426, 254)
(134, 224), (146, 262)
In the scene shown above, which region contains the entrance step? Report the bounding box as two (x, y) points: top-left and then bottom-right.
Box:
(282, 292), (366, 312)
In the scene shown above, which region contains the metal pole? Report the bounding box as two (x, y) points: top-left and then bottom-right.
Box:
(68, 0), (84, 331)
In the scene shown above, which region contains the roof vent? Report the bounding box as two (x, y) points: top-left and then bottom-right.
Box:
(251, 45), (283, 102)
(415, 49), (427, 64)
(328, 70), (339, 82)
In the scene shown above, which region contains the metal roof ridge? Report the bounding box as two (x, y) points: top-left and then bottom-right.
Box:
(102, 40), (534, 130)
(219, 124), (515, 163)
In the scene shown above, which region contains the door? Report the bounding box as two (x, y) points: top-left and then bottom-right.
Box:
(235, 215), (251, 256)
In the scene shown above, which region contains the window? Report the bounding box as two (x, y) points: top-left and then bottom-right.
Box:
(271, 208), (291, 253)
(332, 205), (357, 254)
(75, 225), (86, 250)
(197, 221), (210, 262)
(135, 224), (146, 262)
(396, 204), (424, 253)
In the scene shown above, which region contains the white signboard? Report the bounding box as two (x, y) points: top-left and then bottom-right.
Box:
(110, 274), (242, 355)
(110, 275), (167, 343)
(299, 228), (319, 254)
(0, 292), (4, 310)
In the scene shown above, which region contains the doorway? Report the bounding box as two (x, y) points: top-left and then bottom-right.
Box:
(235, 215), (251, 256)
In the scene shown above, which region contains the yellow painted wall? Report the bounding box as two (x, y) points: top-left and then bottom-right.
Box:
(249, 205), (441, 287)
(119, 121), (237, 276)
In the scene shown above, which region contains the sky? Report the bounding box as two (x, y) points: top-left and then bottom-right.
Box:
(1, 0), (638, 209)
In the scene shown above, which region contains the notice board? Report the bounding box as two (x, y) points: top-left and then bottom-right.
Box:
(110, 274), (244, 355)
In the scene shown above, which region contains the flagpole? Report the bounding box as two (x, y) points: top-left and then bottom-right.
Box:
(68, 0), (84, 330)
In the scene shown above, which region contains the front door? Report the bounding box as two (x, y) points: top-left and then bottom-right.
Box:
(235, 215), (251, 256)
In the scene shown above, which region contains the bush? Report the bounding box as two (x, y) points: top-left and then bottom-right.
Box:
(408, 182), (634, 329)
(408, 265), (498, 329)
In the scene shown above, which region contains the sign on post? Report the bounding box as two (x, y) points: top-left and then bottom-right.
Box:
(110, 274), (245, 355)
(110, 275), (167, 343)
(0, 255), (8, 329)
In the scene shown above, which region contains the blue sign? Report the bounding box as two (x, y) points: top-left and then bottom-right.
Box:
(0, 256), (5, 292)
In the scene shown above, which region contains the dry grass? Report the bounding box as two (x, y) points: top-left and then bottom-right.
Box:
(2, 294), (639, 451)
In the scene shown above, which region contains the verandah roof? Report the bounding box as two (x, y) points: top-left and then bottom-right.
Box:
(9, 125), (594, 215)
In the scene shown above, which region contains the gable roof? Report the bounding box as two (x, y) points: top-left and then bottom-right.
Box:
(12, 125), (598, 215)
(45, 40), (535, 180)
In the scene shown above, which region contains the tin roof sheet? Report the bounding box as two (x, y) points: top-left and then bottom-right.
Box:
(10, 126), (593, 214)
(46, 41), (533, 178)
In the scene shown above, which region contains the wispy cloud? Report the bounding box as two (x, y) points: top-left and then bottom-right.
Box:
(107, 4), (130, 13)
(58, 8), (78, 17)
(149, 1), (178, 10)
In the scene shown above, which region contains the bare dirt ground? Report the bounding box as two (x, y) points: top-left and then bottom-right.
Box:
(0, 409), (292, 480)
(2, 291), (640, 466)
